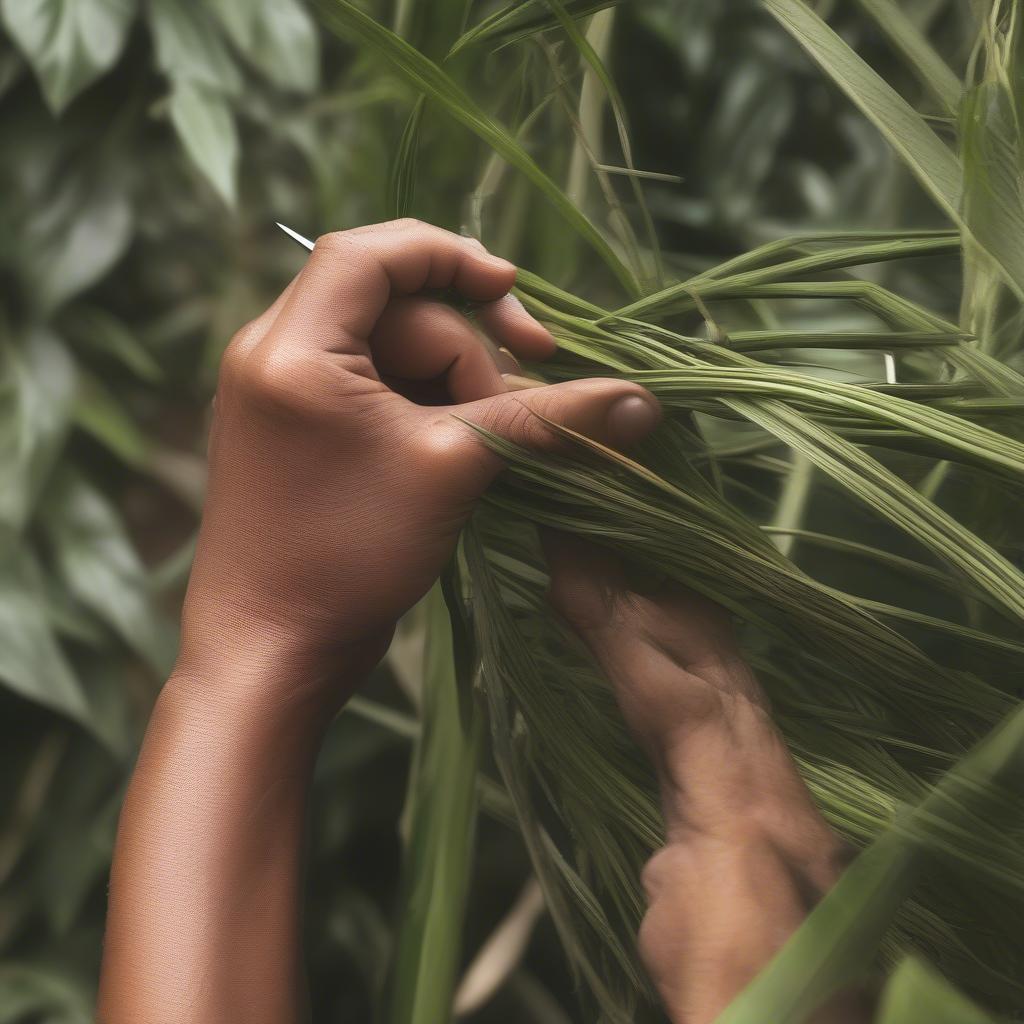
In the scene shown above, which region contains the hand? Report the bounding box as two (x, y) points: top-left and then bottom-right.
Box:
(178, 220), (661, 709)
(544, 536), (860, 1023)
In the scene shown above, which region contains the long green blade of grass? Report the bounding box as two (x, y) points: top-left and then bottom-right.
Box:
(380, 584), (483, 1024)
(316, 0), (641, 296)
(852, 0), (962, 116)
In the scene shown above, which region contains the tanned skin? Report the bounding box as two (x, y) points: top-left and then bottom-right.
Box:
(97, 220), (859, 1024)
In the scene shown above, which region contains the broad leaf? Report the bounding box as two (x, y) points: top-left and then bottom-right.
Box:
(18, 185), (133, 314)
(1, 0), (135, 112)
(0, 548), (90, 725)
(168, 79), (239, 207)
(39, 468), (177, 676)
(0, 329), (76, 534)
(0, 963), (93, 1024)
(147, 0), (240, 93)
(210, 0), (319, 93)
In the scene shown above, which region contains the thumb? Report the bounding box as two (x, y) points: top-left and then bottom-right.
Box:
(452, 377), (661, 485)
(472, 377), (661, 450)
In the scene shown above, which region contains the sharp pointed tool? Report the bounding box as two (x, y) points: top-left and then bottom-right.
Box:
(276, 222), (315, 252)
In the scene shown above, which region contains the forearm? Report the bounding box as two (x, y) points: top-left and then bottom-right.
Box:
(97, 663), (333, 1024)
(641, 667), (855, 1023)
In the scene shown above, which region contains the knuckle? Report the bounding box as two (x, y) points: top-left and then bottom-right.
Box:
(386, 216), (423, 232)
(235, 347), (316, 414)
(219, 325), (259, 382)
(313, 230), (355, 257)
(640, 846), (695, 903)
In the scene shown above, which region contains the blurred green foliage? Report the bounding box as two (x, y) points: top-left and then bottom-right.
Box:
(1, 1), (1021, 1022)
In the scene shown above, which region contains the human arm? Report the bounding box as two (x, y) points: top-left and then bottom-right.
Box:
(96, 220), (661, 1023)
(545, 538), (870, 1024)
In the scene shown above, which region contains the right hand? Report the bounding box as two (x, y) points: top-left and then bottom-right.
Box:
(544, 536), (861, 1023)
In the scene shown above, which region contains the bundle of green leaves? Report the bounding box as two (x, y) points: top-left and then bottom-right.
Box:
(313, 1), (1023, 1021)
(2, 1), (1022, 1022)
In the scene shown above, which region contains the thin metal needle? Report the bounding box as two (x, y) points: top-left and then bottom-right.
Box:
(276, 222), (315, 252)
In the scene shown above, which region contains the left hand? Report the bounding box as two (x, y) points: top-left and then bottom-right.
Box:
(178, 220), (661, 710)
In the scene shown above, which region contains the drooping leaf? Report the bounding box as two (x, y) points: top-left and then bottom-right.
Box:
(761, 0), (962, 217)
(209, 0), (320, 93)
(851, 0), (961, 117)
(146, 0), (240, 94)
(0, 0), (135, 112)
(18, 186), (133, 314)
(0, 548), (90, 726)
(447, 0), (619, 59)
(0, 329), (76, 534)
(64, 306), (163, 383)
(38, 468), (177, 675)
(960, 82), (1024, 306)
(72, 372), (151, 467)
(167, 79), (239, 207)
(762, 0), (1024, 303)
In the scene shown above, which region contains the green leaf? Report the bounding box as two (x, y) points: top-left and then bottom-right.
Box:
(72, 373), (151, 467)
(448, 0), (618, 59)
(0, 963), (93, 1024)
(762, 0), (962, 218)
(315, 0), (641, 296)
(960, 82), (1024, 305)
(65, 306), (163, 382)
(851, 0), (962, 117)
(0, 0), (135, 112)
(716, 704), (1024, 1022)
(390, 95), (425, 219)
(0, 548), (90, 726)
(39, 468), (177, 675)
(381, 582), (483, 1024)
(762, 0), (1024, 303)
(0, 329), (76, 534)
(147, 0), (240, 93)
(168, 80), (239, 207)
(19, 186), (133, 314)
(875, 957), (996, 1024)
(210, 0), (319, 93)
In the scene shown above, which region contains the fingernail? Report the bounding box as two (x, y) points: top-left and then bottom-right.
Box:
(606, 394), (660, 447)
(488, 255), (517, 276)
(495, 346), (521, 373)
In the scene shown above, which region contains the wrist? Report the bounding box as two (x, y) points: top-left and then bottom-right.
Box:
(169, 620), (391, 728)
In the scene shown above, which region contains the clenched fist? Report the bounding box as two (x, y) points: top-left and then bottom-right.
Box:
(178, 219), (661, 706)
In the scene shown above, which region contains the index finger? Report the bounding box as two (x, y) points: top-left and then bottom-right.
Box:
(275, 219), (519, 355)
